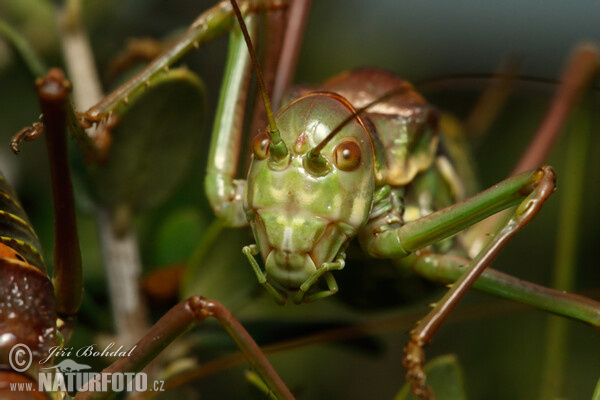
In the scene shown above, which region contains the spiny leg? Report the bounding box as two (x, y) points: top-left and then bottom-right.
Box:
(10, 123), (44, 154)
(81, 1), (258, 122)
(409, 253), (600, 328)
(362, 166), (558, 398)
(403, 167), (555, 399)
(75, 296), (295, 400)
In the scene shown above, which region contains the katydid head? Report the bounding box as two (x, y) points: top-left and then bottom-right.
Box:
(229, 0), (374, 300)
(244, 93), (375, 295)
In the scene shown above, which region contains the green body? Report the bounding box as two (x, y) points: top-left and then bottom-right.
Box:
(3, 2), (599, 399)
(204, 12), (600, 319)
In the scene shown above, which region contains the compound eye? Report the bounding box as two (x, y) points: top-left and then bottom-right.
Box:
(252, 131), (271, 160)
(334, 140), (361, 171)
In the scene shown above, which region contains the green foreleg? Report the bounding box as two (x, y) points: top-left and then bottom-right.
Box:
(84, 2), (246, 121)
(410, 254), (600, 328)
(205, 12), (256, 227)
(364, 167), (550, 259)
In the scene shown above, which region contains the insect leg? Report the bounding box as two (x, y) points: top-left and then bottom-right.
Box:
(10, 123), (45, 154)
(82, 2), (243, 122)
(410, 254), (600, 328)
(363, 166), (563, 397)
(205, 11), (256, 227)
(364, 167), (552, 259)
(74, 296), (295, 400)
(404, 167), (555, 399)
(246, 1), (289, 140)
(34, 69), (83, 320)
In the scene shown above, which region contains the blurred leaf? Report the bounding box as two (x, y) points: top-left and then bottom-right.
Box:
(593, 377), (600, 400)
(86, 67), (206, 211)
(181, 224), (257, 311)
(141, 263), (185, 302)
(395, 354), (467, 400)
(241, 319), (384, 355)
(0, 18), (46, 77)
(154, 206), (207, 265)
(244, 370), (278, 400)
(0, 0), (58, 59)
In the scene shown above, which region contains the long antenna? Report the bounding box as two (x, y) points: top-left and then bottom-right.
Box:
(229, 0), (288, 160)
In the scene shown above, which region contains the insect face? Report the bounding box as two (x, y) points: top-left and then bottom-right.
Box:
(244, 93), (375, 290)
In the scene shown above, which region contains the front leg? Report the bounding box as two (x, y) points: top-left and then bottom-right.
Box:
(205, 13), (255, 226)
(363, 167), (551, 259)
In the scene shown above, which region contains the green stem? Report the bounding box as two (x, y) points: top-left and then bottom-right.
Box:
(181, 218), (225, 296)
(593, 377), (600, 400)
(0, 19), (46, 77)
(539, 96), (591, 399)
(245, 370), (279, 400)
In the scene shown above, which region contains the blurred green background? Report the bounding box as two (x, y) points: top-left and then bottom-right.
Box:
(0, 0), (599, 399)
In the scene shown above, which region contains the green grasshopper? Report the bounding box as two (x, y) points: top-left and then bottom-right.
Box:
(2, 0), (599, 399)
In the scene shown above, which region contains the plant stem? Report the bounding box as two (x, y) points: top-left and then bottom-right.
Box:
(56, 0), (150, 348)
(539, 97), (591, 399)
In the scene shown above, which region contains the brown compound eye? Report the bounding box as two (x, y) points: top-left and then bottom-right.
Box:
(334, 140), (361, 171)
(252, 131), (271, 160)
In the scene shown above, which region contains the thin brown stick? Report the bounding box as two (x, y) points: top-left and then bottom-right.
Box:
(57, 0), (151, 350)
(512, 44), (598, 175)
(404, 166), (556, 399)
(464, 56), (522, 140)
(76, 297), (294, 400)
(37, 68), (83, 317)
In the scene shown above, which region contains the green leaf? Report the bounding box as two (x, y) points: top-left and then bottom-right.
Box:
(593, 376), (600, 400)
(244, 370), (278, 400)
(0, 18), (46, 77)
(395, 354), (467, 400)
(181, 222), (257, 311)
(154, 206), (207, 266)
(86, 67), (206, 212)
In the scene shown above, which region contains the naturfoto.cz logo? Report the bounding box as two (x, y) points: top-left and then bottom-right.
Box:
(8, 342), (165, 395)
